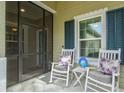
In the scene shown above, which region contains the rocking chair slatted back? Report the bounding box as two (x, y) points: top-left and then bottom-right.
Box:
(61, 48), (75, 66)
(98, 48), (121, 71)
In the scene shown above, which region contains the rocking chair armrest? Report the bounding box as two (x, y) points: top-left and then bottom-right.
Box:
(112, 73), (120, 77)
(51, 62), (59, 65)
(68, 64), (73, 67)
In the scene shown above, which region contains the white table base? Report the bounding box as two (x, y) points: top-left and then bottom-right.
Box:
(72, 66), (86, 87)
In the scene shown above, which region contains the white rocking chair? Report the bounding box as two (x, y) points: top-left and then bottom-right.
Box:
(49, 48), (75, 86)
(85, 48), (121, 92)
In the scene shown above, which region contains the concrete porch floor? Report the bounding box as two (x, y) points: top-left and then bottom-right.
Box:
(7, 72), (124, 92)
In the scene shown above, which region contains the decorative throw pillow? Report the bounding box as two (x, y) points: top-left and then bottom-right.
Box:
(99, 58), (119, 75)
(59, 55), (71, 68)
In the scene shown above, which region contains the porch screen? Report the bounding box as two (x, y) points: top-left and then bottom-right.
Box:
(107, 8), (124, 64)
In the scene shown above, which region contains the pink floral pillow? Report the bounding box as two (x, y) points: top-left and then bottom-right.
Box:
(99, 58), (119, 75)
(59, 55), (71, 68)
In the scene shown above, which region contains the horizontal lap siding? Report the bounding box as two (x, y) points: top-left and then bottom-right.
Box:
(120, 66), (124, 88)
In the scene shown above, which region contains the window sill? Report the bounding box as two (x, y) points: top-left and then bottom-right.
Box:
(86, 57), (98, 66)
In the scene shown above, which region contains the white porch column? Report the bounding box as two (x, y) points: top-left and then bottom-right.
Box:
(0, 1), (6, 92)
(0, 57), (6, 92)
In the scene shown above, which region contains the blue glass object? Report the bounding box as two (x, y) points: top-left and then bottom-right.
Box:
(79, 57), (88, 68)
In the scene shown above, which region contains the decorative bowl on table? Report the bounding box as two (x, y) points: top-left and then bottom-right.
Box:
(79, 57), (89, 68)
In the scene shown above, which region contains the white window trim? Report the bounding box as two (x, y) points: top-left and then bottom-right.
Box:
(74, 8), (108, 65)
(80, 38), (101, 41)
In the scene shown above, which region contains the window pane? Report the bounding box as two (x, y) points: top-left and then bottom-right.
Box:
(86, 18), (94, 38)
(80, 21), (86, 38)
(80, 40), (101, 58)
(80, 29), (86, 38)
(80, 21), (85, 29)
(80, 16), (101, 39)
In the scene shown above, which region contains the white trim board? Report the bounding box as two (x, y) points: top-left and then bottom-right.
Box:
(31, 1), (56, 14)
(74, 8), (108, 20)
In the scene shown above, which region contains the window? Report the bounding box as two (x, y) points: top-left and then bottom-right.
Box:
(79, 16), (102, 58)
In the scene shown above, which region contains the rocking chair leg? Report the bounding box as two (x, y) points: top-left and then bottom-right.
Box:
(49, 71), (53, 83)
(66, 74), (69, 87)
(49, 64), (54, 83)
(112, 75), (115, 92)
(112, 85), (115, 92)
(66, 68), (69, 87)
